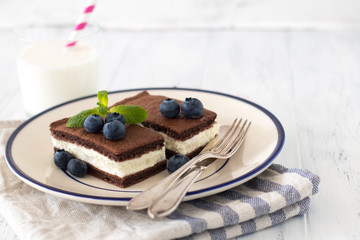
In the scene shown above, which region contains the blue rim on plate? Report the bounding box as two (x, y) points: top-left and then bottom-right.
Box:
(5, 87), (285, 203)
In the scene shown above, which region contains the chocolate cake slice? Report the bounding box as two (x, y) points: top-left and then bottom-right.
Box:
(50, 118), (166, 188)
(112, 91), (220, 158)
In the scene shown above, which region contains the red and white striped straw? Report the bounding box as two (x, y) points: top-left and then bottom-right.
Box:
(65, 0), (98, 48)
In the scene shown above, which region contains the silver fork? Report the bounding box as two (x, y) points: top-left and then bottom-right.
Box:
(127, 118), (251, 212)
(147, 119), (251, 218)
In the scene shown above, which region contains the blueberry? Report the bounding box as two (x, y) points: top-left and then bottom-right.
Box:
(105, 112), (126, 125)
(103, 120), (126, 140)
(167, 154), (190, 174)
(160, 99), (180, 118)
(54, 149), (73, 170)
(181, 98), (203, 119)
(67, 159), (87, 177)
(84, 114), (104, 133)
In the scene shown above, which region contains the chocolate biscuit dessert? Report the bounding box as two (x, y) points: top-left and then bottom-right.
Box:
(112, 91), (220, 158)
(50, 118), (166, 188)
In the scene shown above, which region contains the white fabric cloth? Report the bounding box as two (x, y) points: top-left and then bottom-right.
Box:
(0, 121), (320, 240)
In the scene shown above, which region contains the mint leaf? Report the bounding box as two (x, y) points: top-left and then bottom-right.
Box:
(96, 102), (108, 117)
(110, 105), (147, 124)
(97, 90), (108, 107)
(66, 91), (147, 128)
(66, 108), (98, 127)
(96, 90), (109, 117)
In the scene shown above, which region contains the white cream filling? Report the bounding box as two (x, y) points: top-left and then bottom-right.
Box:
(157, 123), (220, 155)
(51, 137), (166, 178)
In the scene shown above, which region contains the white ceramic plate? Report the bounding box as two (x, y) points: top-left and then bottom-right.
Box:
(5, 88), (284, 206)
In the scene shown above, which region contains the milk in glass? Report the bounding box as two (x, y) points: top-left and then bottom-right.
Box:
(17, 41), (98, 115)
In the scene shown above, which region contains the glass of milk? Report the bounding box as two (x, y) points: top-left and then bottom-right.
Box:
(14, 23), (100, 116)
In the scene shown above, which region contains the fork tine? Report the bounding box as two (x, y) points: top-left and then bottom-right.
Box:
(212, 118), (242, 152)
(208, 118), (238, 151)
(223, 121), (251, 157)
(220, 119), (248, 154)
(228, 121), (251, 155)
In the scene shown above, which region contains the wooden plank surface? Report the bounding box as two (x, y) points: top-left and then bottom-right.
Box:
(0, 0), (360, 30)
(0, 30), (359, 239)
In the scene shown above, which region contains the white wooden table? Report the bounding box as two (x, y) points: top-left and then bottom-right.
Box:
(1, 0), (360, 239)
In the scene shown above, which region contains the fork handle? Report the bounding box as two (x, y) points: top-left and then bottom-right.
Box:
(127, 154), (207, 210)
(148, 168), (202, 218)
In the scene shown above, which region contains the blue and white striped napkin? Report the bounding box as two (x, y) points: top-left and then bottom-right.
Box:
(0, 121), (320, 240)
(167, 164), (320, 239)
